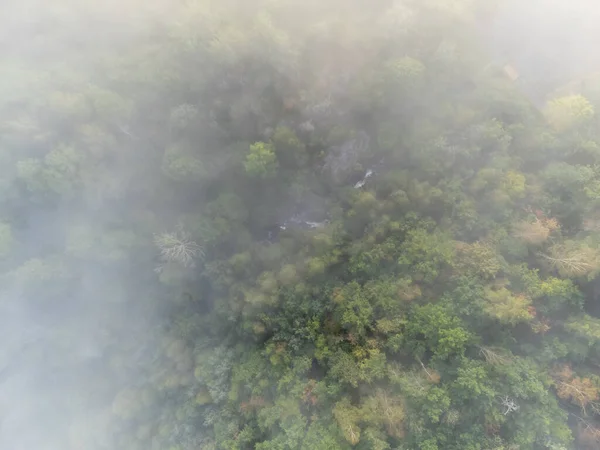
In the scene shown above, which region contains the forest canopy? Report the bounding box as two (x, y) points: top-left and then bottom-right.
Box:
(4, 0), (600, 449)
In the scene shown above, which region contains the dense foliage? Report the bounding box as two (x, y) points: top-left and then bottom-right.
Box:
(4, 1), (600, 449)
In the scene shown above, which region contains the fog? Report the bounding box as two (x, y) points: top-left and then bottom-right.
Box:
(488, 0), (600, 103)
(2, 1), (600, 449)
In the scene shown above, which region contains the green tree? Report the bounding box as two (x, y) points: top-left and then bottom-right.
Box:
(245, 142), (278, 178)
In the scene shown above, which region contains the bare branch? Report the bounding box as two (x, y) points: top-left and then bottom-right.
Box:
(478, 346), (511, 365)
(154, 225), (204, 271)
(538, 252), (595, 276)
(499, 396), (519, 415)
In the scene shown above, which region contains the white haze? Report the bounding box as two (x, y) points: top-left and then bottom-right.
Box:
(1, 0), (600, 449)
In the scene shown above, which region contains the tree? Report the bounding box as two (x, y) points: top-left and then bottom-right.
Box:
(333, 398), (362, 445)
(451, 358), (495, 404)
(361, 389), (406, 439)
(512, 216), (559, 246)
(565, 314), (600, 344)
(384, 57), (426, 89)
(539, 240), (600, 279)
(244, 142), (278, 178)
(333, 282), (373, 339)
(545, 95), (594, 131)
(552, 365), (600, 415)
(453, 241), (502, 279)
(405, 304), (472, 360)
(169, 103), (199, 132)
(162, 142), (207, 181)
(271, 126), (308, 169)
(397, 228), (455, 283)
(154, 225), (204, 272)
(483, 287), (533, 325)
(17, 144), (82, 197)
(5, 1), (600, 449)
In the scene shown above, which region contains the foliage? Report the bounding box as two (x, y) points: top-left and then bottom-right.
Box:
(4, 1), (600, 450)
(545, 95), (595, 131)
(244, 142), (278, 178)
